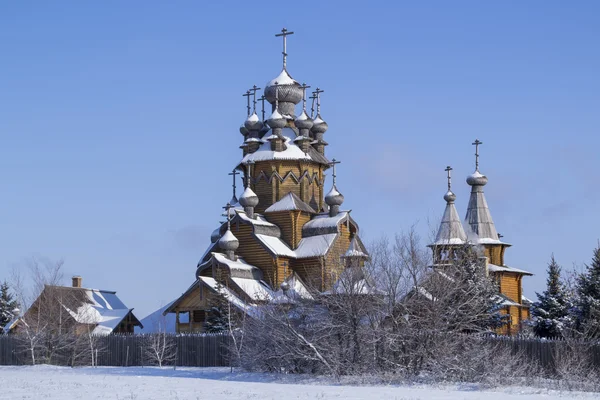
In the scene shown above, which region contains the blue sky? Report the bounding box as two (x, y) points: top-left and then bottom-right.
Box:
(1, 1), (599, 317)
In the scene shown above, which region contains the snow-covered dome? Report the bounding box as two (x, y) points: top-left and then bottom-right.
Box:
(466, 170), (488, 186)
(264, 69), (303, 106)
(239, 186), (259, 208)
(295, 110), (314, 130)
(325, 186), (344, 207)
(244, 112), (263, 132)
(218, 229), (239, 252)
(311, 114), (328, 135)
(267, 108), (286, 129)
(443, 190), (457, 203)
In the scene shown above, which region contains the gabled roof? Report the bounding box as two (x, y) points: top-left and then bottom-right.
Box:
(265, 192), (316, 214)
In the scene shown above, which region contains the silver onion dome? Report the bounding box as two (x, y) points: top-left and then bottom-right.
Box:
(311, 114), (328, 135)
(264, 69), (303, 106)
(443, 190), (457, 203)
(239, 186), (259, 208)
(218, 229), (239, 252)
(325, 185), (344, 207)
(240, 123), (249, 136)
(244, 112), (263, 132)
(267, 108), (286, 129)
(466, 170), (489, 186)
(295, 110), (314, 130)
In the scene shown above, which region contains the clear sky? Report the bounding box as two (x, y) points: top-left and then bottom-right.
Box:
(1, 1), (599, 318)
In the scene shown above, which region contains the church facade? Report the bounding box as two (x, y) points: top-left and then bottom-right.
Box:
(165, 29), (369, 332)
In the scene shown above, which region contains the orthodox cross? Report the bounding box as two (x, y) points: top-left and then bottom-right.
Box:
(228, 169), (239, 200)
(223, 203), (233, 230)
(314, 87), (324, 115)
(472, 139), (483, 171)
(249, 85), (261, 114)
(275, 28), (294, 69)
(309, 93), (317, 118)
(329, 158), (341, 186)
(258, 95), (267, 121)
(300, 83), (311, 112)
(445, 166), (453, 191)
(242, 90), (252, 116)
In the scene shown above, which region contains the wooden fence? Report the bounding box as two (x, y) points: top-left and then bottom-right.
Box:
(0, 333), (230, 367)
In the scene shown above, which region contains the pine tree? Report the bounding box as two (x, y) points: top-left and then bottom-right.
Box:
(203, 280), (230, 333)
(573, 246), (600, 338)
(531, 255), (570, 338)
(0, 281), (20, 329)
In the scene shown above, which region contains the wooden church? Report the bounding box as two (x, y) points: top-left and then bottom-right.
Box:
(165, 29), (370, 332)
(428, 140), (532, 335)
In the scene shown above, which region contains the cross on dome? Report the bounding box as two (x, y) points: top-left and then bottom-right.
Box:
(313, 87), (324, 115)
(309, 93), (316, 118)
(472, 139), (483, 171)
(242, 91), (252, 116)
(329, 158), (341, 186)
(275, 28), (294, 70)
(249, 85), (261, 113)
(300, 83), (311, 112)
(228, 169), (240, 203)
(445, 166), (453, 191)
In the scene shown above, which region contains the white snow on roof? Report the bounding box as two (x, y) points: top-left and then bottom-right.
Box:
(255, 234), (296, 257)
(303, 212), (348, 230)
(433, 202), (467, 246)
(236, 211), (276, 227)
(267, 69), (298, 86)
(246, 112), (259, 123)
(295, 233), (338, 258)
(488, 263), (533, 276)
(264, 192), (316, 213)
(240, 127), (313, 163)
(494, 294), (520, 307)
(60, 289), (134, 336)
(313, 115), (325, 125)
(212, 252), (257, 272)
(230, 277), (273, 301)
(199, 276), (258, 316)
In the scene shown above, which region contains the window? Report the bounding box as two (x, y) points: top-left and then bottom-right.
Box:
(193, 310), (206, 323)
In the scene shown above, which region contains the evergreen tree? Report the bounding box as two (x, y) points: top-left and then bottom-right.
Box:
(573, 245), (600, 338)
(203, 280), (230, 333)
(0, 281), (20, 329)
(531, 255), (570, 338)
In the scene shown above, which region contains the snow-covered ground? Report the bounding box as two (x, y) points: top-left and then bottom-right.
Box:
(0, 365), (596, 400)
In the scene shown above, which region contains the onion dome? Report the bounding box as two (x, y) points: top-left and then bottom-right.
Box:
(239, 124), (249, 136)
(267, 108), (286, 129)
(264, 69), (303, 106)
(218, 229), (239, 252)
(325, 185), (344, 207)
(311, 114), (328, 135)
(444, 190), (457, 203)
(466, 170), (488, 187)
(295, 110), (314, 130)
(244, 112), (263, 132)
(239, 186), (259, 208)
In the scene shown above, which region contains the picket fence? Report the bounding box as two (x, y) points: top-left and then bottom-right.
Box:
(0, 333), (230, 367)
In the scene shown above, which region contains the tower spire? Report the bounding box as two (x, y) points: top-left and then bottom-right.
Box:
(431, 165), (466, 249)
(275, 28), (294, 70)
(445, 165), (452, 192)
(325, 158), (344, 217)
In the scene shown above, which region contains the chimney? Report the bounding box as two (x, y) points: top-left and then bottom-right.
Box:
(72, 276), (82, 288)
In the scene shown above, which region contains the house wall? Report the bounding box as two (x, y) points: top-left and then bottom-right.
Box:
(233, 223), (278, 286)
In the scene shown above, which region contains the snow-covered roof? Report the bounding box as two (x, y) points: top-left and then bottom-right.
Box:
(265, 192), (316, 214)
(236, 211), (276, 227)
(432, 202), (467, 246)
(198, 276), (258, 316)
(57, 287), (139, 335)
(302, 211), (349, 236)
(255, 234), (296, 257)
(271, 273), (314, 304)
(230, 277), (273, 301)
(295, 233), (338, 258)
(494, 294), (521, 307)
(488, 263), (533, 276)
(343, 236), (369, 259)
(212, 253), (261, 278)
(239, 127), (329, 165)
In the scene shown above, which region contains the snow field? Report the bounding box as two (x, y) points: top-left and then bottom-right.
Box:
(0, 365), (596, 400)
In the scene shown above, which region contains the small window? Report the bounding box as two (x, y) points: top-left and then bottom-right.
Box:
(193, 310), (206, 323)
